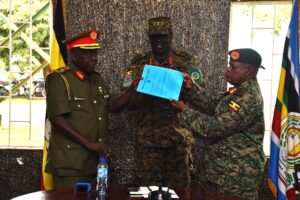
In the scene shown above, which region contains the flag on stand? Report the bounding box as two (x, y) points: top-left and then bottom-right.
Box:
(49, 0), (67, 71)
(41, 0), (67, 191)
(268, 0), (300, 199)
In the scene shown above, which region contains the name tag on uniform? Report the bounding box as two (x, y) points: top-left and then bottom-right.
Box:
(74, 97), (85, 101)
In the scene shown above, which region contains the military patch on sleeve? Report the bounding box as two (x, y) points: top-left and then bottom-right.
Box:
(228, 101), (240, 111)
(122, 70), (133, 88)
(191, 71), (202, 80)
(122, 70), (133, 77)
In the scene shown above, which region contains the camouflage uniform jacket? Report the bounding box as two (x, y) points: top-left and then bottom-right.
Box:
(125, 50), (203, 148)
(45, 63), (111, 176)
(177, 78), (266, 199)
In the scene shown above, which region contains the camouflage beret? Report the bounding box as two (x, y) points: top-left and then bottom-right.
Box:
(148, 17), (172, 36)
(229, 48), (265, 69)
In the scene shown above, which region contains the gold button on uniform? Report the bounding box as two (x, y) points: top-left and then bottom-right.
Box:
(94, 100), (97, 103)
(78, 105), (81, 108)
(98, 117), (102, 120)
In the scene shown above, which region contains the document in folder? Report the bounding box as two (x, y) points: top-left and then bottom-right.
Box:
(136, 65), (183, 100)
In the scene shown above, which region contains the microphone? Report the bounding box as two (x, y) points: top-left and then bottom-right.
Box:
(112, 166), (172, 200)
(148, 185), (171, 200)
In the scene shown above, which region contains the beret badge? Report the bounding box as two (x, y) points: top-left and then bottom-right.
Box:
(230, 50), (240, 61)
(90, 31), (98, 40)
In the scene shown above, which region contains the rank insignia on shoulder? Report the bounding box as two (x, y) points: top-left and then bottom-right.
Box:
(53, 66), (70, 73)
(228, 101), (240, 111)
(191, 71), (202, 80)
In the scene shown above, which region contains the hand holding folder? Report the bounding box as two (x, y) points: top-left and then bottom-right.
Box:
(136, 65), (183, 100)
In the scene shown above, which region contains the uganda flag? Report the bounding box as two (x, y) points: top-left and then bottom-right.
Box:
(41, 0), (67, 191)
(49, 0), (67, 70)
(268, 0), (300, 199)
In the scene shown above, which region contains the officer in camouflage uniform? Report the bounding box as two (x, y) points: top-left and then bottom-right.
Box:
(46, 30), (136, 188)
(123, 17), (203, 187)
(170, 48), (266, 199)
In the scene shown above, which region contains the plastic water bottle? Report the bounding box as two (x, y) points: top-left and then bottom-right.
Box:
(96, 157), (108, 200)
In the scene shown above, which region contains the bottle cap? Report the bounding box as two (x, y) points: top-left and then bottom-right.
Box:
(100, 158), (106, 164)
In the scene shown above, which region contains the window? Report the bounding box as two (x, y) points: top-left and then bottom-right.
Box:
(229, 1), (292, 156)
(0, 0), (50, 148)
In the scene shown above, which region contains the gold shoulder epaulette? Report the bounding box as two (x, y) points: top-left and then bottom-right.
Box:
(53, 66), (70, 74)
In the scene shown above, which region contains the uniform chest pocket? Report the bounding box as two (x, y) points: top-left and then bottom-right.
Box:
(70, 99), (91, 112)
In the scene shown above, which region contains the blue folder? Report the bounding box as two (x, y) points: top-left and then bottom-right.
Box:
(136, 65), (183, 100)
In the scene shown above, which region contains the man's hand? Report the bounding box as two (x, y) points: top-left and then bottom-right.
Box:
(109, 70), (143, 113)
(86, 141), (110, 157)
(182, 72), (194, 90)
(130, 75), (142, 90)
(170, 100), (187, 111)
(130, 68), (143, 91)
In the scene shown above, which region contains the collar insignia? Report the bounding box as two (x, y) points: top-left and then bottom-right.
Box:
(229, 87), (237, 95)
(75, 70), (85, 80)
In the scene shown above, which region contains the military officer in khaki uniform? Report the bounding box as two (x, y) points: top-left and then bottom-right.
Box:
(171, 48), (266, 199)
(46, 30), (136, 188)
(123, 17), (204, 187)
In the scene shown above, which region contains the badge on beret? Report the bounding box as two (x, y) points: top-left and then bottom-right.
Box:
(228, 101), (240, 111)
(191, 71), (201, 80)
(230, 50), (240, 61)
(90, 31), (98, 40)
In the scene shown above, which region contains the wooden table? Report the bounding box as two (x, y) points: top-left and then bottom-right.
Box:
(11, 184), (246, 200)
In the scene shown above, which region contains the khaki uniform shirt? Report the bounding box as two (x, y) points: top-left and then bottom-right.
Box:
(45, 64), (110, 176)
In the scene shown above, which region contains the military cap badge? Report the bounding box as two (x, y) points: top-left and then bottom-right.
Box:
(90, 31), (98, 40)
(230, 50), (240, 61)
